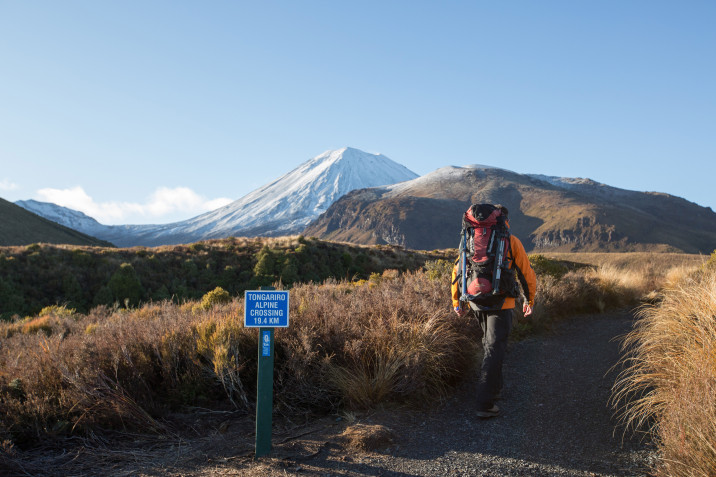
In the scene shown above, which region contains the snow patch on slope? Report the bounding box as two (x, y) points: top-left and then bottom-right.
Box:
(16, 200), (107, 235)
(528, 174), (603, 190)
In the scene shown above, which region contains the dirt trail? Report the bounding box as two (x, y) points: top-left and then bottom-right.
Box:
(6, 311), (655, 476)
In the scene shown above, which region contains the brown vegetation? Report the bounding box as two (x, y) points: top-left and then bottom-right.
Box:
(0, 270), (477, 448)
(0, 248), (707, 477)
(338, 423), (396, 452)
(540, 251), (706, 273)
(613, 254), (716, 477)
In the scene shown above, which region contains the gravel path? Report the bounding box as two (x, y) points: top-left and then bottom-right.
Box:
(251, 310), (654, 477)
(352, 310), (655, 477)
(6, 311), (655, 476)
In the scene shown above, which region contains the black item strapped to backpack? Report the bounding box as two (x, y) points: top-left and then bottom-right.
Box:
(456, 204), (520, 308)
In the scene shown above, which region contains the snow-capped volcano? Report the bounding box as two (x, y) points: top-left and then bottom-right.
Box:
(181, 147), (418, 238)
(17, 147), (418, 246)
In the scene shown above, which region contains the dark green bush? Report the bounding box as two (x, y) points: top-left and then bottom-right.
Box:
(108, 263), (144, 307)
(529, 254), (570, 279)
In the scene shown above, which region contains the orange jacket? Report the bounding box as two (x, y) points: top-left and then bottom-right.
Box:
(451, 234), (536, 310)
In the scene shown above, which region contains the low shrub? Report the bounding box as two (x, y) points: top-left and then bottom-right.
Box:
(529, 254), (569, 279)
(424, 259), (454, 281)
(19, 316), (54, 335)
(38, 305), (76, 318)
(193, 286), (232, 313)
(706, 249), (716, 269)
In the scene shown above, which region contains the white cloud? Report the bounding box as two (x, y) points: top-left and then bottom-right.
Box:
(145, 187), (233, 217)
(0, 179), (19, 191)
(36, 186), (233, 225)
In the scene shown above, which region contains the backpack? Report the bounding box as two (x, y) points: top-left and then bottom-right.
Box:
(456, 204), (520, 307)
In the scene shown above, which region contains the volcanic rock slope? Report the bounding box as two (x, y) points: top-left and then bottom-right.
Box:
(304, 165), (716, 253)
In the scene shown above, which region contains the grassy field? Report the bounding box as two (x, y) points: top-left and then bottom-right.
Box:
(0, 248), (711, 476)
(540, 251), (706, 273)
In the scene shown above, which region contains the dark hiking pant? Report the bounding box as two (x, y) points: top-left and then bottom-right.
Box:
(474, 308), (513, 410)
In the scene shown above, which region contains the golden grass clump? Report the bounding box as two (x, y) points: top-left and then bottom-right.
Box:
(338, 423), (396, 452)
(194, 310), (253, 409)
(278, 271), (478, 411)
(327, 311), (474, 408)
(529, 253), (705, 322)
(529, 268), (633, 324)
(612, 264), (716, 477)
(0, 270), (477, 446)
(2, 305), (77, 338)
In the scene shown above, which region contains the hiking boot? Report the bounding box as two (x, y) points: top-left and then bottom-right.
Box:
(476, 405), (500, 418)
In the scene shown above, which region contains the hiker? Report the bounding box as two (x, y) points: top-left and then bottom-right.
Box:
(451, 204), (536, 418)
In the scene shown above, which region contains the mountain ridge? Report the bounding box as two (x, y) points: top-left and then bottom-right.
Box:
(0, 198), (113, 247)
(304, 165), (716, 253)
(13, 152), (716, 253)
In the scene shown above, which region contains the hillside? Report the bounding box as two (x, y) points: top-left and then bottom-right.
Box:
(0, 197), (113, 247)
(304, 166), (716, 253)
(0, 236), (451, 319)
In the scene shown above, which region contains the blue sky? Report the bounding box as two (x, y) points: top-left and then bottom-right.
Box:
(1, 1), (714, 224)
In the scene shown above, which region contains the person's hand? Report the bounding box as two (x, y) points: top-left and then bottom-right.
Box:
(523, 302), (533, 317)
(454, 305), (467, 317)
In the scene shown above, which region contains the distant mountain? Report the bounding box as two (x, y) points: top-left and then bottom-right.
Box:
(17, 148), (419, 247)
(15, 199), (108, 236)
(15, 199), (152, 247)
(304, 165), (716, 253)
(0, 198), (113, 247)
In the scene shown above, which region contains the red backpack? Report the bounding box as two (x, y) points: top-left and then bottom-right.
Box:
(457, 204), (519, 307)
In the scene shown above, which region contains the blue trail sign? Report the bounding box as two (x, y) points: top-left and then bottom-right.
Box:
(244, 290), (289, 328)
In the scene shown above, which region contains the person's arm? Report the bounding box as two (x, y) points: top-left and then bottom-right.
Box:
(450, 259), (466, 316)
(510, 236), (537, 316)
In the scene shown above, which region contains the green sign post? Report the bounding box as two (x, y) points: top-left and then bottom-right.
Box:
(255, 326), (274, 457)
(244, 286), (290, 458)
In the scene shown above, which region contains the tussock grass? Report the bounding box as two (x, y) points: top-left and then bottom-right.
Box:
(541, 252), (706, 271)
(0, 249), (705, 462)
(525, 266), (639, 333)
(612, 261), (716, 477)
(0, 271), (477, 447)
(511, 252), (704, 339)
(530, 253), (705, 319)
